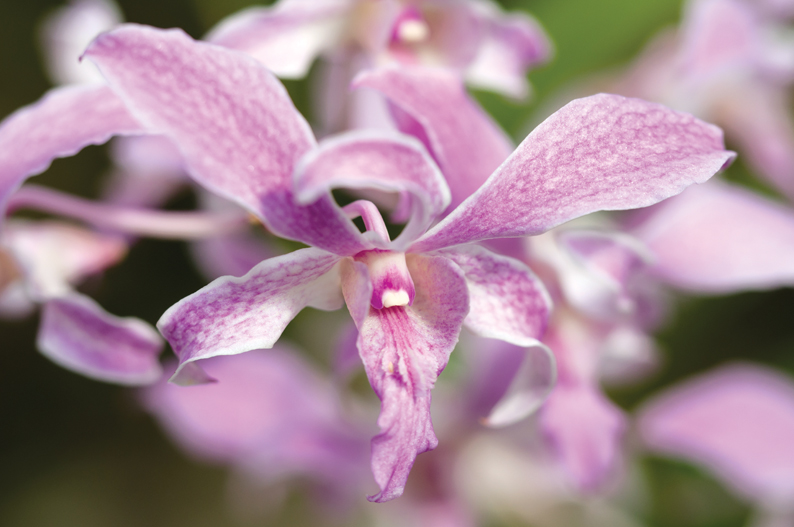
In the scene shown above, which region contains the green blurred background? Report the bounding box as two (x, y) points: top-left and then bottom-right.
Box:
(2, 0), (794, 526)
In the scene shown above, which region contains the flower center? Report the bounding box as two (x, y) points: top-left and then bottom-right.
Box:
(354, 249), (415, 309)
(391, 7), (430, 45)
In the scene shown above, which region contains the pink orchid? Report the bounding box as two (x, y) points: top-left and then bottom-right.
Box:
(208, 0), (551, 100)
(638, 363), (794, 525)
(70, 24), (733, 501)
(359, 66), (662, 491)
(616, 0), (794, 200)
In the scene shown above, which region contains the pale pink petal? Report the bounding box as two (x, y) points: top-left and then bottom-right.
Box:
(719, 82), (794, 201)
(103, 135), (187, 208)
(4, 220), (127, 299)
(438, 244), (550, 346)
(540, 383), (626, 492)
(638, 364), (794, 503)
(206, 0), (353, 78)
(8, 185), (248, 240)
(411, 93), (736, 253)
(341, 253), (469, 502)
(353, 67), (513, 213)
(141, 348), (361, 463)
(38, 293), (163, 385)
(630, 180), (794, 292)
(679, 0), (760, 79)
(190, 231), (277, 281)
(556, 229), (652, 318)
(483, 341), (556, 427)
(39, 0), (122, 85)
(85, 24), (368, 256)
(157, 248), (343, 384)
(0, 84), (143, 219)
(294, 130), (450, 249)
(464, 5), (552, 99)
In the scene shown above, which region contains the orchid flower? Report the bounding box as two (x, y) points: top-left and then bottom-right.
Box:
(72, 24), (734, 501)
(616, 0), (794, 200)
(207, 0), (551, 100)
(358, 66), (663, 491)
(638, 364), (794, 527)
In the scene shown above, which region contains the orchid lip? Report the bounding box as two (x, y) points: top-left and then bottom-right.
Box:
(354, 249), (415, 309)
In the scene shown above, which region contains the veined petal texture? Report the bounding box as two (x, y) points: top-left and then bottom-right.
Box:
(438, 244), (550, 346)
(354, 67), (513, 214)
(342, 254), (469, 502)
(158, 248), (343, 384)
(85, 24), (368, 255)
(411, 93), (736, 252)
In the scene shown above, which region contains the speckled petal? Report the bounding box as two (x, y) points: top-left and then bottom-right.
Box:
(411, 94), (736, 253)
(38, 293), (163, 385)
(0, 83), (143, 221)
(206, 0), (353, 78)
(341, 253), (469, 502)
(85, 24), (368, 256)
(353, 67), (513, 214)
(439, 244), (550, 346)
(158, 248), (343, 384)
(295, 130), (450, 249)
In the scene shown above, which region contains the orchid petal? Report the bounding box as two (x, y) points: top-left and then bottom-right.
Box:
(556, 229), (652, 318)
(540, 383), (626, 492)
(0, 83), (143, 220)
(38, 293), (163, 385)
(342, 253), (469, 502)
(719, 81), (794, 201)
(141, 348), (360, 463)
(483, 341), (557, 428)
(4, 220), (126, 300)
(294, 130), (450, 250)
(411, 94), (736, 253)
(679, 0), (760, 80)
(353, 67), (513, 213)
(191, 231), (277, 281)
(104, 135), (187, 208)
(638, 364), (794, 503)
(438, 244), (551, 347)
(85, 24), (368, 256)
(40, 0), (122, 85)
(158, 248), (343, 385)
(630, 180), (794, 292)
(206, 0), (353, 79)
(464, 6), (552, 99)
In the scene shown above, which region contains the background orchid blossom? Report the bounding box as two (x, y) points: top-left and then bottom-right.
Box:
(615, 0), (794, 201)
(638, 364), (794, 527)
(69, 23), (736, 501)
(207, 0), (551, 134)
(207, 0), (551, 98)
